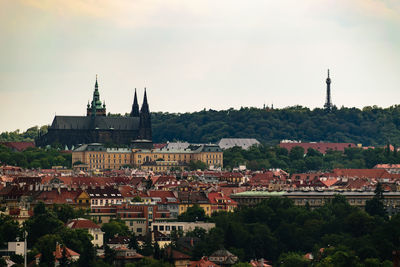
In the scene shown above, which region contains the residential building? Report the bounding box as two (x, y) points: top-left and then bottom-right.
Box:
(87, 187), (124, 207)
(66, 218), (104, 247)
(152, 221), (215, 236)
(207, 192), (237, 213)
(177, 191), (212, 217)
(209, 249), (238, 266)
(279, 140), (357, 154)
(116, 202), (171, 236)
(217, 138), (260, 150)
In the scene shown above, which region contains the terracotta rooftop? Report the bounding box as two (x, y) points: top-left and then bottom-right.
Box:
(66, 218), (101, 229)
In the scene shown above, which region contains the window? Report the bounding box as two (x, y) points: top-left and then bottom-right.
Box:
(130, 222), (133, 226)
(137, 228), (142, 233)
(166, 226), (170, 231)
(159, 226), (164, 231)
(95, 234), (98, 240)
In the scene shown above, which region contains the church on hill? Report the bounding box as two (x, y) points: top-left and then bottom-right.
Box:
(35, 77), (152, 148)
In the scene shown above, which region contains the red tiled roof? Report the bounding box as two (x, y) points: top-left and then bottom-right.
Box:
(35, 189), (82, 204)
(319, 178), (339, 187)
(147, 190), (179, 203)
(374, 164), (400, 169)
(207, 192), (237, 205)
(332, 169), (390, 179)
(165, 247), (191, 260)
(118, 185), (137, 198)
(54, 244), (80, 259)
(279, 142), (356, 154)
(189, 257), (220, 267)
(66, 218), (101, 229)
(219, 187), (247, 197)
(153, 143), (167, 149)
(0, 142), (35, 151)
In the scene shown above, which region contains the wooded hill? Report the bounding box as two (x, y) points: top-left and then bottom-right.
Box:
(152, 105), (400, 145)
(2, 105), (400, 146)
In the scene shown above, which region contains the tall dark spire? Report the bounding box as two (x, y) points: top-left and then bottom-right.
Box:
(140, 88), (149, 113)
(138, 88), (152, 140)
(130, 88), (140, 117)
(324, 69), (333, 110)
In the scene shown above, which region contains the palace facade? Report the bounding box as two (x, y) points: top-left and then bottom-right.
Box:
(72, 143), (223, 171)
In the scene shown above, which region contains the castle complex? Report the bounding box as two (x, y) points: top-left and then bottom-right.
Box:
(35, 77), (152, 148)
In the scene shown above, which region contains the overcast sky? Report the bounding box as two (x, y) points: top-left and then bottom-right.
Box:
(1, 0), (400, 132)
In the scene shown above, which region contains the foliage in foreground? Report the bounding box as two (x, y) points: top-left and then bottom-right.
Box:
(186, 195), (399, 266)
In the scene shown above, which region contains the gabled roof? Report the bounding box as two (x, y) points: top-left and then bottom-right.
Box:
(86, 187), (123, 199)
(51, 116), (139, 130)
(165, 247), (191, 260)
(217, 138), (260, 150)
(35, 189), (81, 204)
(178, 191), (209, 204)
(332, 169), (389, 179)
(189, 257), (220, 267)
(66, 218), (101, 229)
(0, 142), (35, 151)
(279, 142), (356, 154)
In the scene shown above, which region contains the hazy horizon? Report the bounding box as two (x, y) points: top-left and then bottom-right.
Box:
(1, 0), (400, 132)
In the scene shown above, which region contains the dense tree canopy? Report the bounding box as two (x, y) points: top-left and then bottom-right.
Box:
(223, 144), (400, 172)
(177, 204), (208, 222)
(0, 145), (71, 169)
(0, 126), (47, 142)
(151, 105), (400, 145)
(188, 196), (400, 266)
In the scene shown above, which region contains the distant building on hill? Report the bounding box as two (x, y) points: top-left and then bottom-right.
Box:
(279, 140), (357, 154)
(0, 142), (35, 152)
(217, 138), (260, 150)
(35, 76), (152, 148)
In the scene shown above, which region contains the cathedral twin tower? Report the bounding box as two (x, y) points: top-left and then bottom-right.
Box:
(36, 76), (152, 148)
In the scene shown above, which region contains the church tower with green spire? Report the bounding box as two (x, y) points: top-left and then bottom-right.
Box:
(87, 75), (106, 116)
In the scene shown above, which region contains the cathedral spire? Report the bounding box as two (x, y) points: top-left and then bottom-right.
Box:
(95, 74), (98, 89)
(324, 69), (333, 111)
(138, 88), (152, 140)
(130, 88), (140, 117)
(87, 75), (106, 117)
(140, 88), (149, 113)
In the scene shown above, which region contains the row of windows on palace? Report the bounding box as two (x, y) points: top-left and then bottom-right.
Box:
(88, 153), (222, 159)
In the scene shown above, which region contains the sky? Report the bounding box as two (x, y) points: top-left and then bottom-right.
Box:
(1, 0), (400, 132)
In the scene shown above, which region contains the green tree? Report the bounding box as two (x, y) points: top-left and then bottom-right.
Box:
(278, 252), (310, 267)
(178, 204), (207, 222)
(189, 160), (207, 171)
(365, 183), (386, 218)
(104, 245), (116, 265)
(101, 219), (130, 242)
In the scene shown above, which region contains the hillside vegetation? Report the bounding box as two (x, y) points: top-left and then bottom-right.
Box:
(152, 105), (400, 145)
(2, 105), (400, 146)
